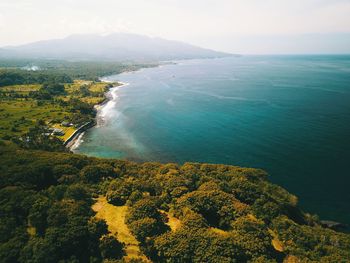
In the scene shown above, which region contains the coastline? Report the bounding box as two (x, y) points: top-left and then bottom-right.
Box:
(64, 121), (96, 148)
(67, 81), (129, 151)
(65, 63), (162, 153)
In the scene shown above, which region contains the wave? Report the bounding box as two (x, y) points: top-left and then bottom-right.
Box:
(97, 82), (129, 126)
(70, 132), (85, 152)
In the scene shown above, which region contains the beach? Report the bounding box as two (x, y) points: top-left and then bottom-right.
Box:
(68, 81), (129, 151)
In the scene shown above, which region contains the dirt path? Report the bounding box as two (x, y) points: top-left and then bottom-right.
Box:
(92, 196), (150, 262)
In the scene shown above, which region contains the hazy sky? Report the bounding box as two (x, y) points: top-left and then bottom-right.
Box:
(1, 0), (350, 54)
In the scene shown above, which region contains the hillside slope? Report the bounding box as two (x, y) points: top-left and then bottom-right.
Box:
(0, 33), (232, 61)
(0, 144), (349, 262)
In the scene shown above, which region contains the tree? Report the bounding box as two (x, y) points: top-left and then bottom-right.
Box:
(52, 164), (79, 180)
(230, 216), (276, 260)
(106, 181), (132, 206)
(0, 228), (29, 263)
(129, 217), (169, 242)
(88, 218), (109, 258)
(69, 98), (94, 115)
(64, 184), (90, 201)
(126, 199), (162, 223)
(80, 164), (114, 183)
(99, 235), (124, 260)
(28, 196), (51, 235)
(153, 228), (245, 263)
(128, 190), (143, 204)
(88, 218), (109, 239)
(176, 189), (241, 228)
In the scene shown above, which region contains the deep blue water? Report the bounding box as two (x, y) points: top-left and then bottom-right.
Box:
(75, 56), (350, 224)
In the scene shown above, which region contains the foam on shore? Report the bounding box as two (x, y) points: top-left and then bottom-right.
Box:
(70, 82), (129, 151)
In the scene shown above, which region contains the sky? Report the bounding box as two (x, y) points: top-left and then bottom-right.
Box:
(0, 0), (350, 54)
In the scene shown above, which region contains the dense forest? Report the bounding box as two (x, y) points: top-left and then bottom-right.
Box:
(0, 69), (73, 87)
(0, 142), (349, 263)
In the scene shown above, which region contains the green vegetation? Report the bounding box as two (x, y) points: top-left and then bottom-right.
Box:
(1, 62), (349, 262)
(0, 59), (157, 81)
(0, 78), (116, 149)
(0, 144), (349, 262)
(92, 197), (150, 262)
(0, 69), (73, 87)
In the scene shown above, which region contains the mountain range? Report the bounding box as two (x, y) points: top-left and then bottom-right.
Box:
(0, 33), (231, 61)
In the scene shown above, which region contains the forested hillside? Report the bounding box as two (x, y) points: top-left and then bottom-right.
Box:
(1, 143), (349, 263)
(0, 33), (231, 61)
(0, 60), (156, 85)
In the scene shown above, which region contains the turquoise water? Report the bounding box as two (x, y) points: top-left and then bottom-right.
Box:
(75, 56), (350, 224)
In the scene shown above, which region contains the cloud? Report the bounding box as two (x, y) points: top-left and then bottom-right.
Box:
(0, 0), (349, 53)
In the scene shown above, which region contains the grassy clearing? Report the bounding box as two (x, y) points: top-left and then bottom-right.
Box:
(0, 100), (71, 138)
(26, 226), (36, 237)
(88, 82), (109, 93)
(210, 227), (230, 236)
(92, 196), (150, 262)
(269, 229), (284, 252)
(1, 84), (40, 94)
(58, 81), (107, 103)
(162, 210), (182, 232)
(80, 96), (105, 105)
(65, 80), (109, 94)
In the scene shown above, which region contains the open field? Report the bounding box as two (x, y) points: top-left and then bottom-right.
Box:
(0, 84), (41, 94)
(0, 100), (71, 138)
(0, 80), (115, 141)
(92, 196), (150, 262)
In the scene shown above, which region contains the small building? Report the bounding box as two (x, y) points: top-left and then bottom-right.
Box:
(52, 128), (65, 136)
(61, 121), (72, 127)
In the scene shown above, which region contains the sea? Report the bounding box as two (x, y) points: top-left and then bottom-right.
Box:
(74, 55), (350, 224)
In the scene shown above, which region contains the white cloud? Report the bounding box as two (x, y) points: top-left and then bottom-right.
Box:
(0, 0), (349, 53)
